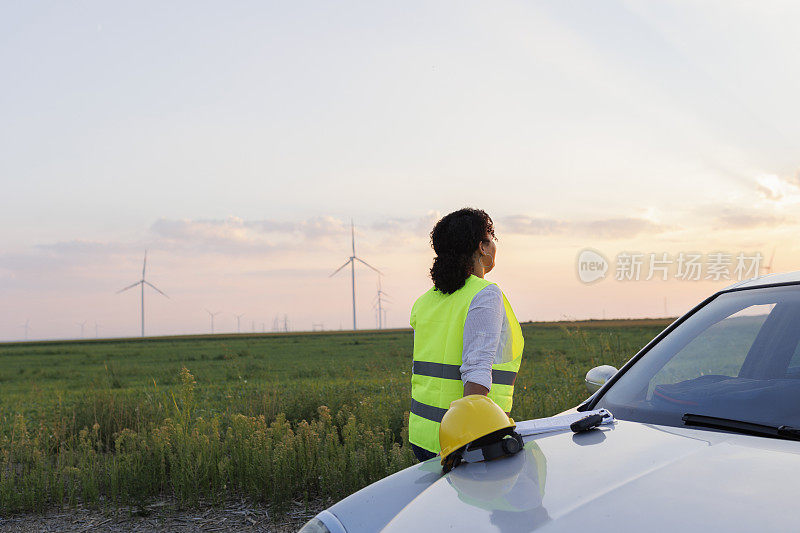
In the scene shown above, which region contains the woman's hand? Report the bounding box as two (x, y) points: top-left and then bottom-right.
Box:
(464, 381), (489, 396)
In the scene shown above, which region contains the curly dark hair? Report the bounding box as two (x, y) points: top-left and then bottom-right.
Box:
(429, 208), (495, 294)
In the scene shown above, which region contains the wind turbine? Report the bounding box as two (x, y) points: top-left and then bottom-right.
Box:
(117, 250), (168, 337)
(94, 322), (102, 339)
(372, 275), (391, 329)
(376, 275), (390, 329)
(20, 319), (30, 341)
(330, 220), (381, 330)
(77, 320), (87, 338)
(234, 313), (244, 333)
(205, 309), (220, 334)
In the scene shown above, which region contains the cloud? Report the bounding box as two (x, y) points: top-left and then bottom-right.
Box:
(4, 216), (423, 284)
(149, 215), (350, 254)
(369, 211), (442, 249)
(756, 183), (783, 201)
(241, 267), (332, 278)
(712, 209), (791, 230)
(755, 172), (800, 203)
(0, 216), (357, 291)
(0, 245), (131, 291)
(34, 240), (133, 255)
(151, 216), (272, 251)
(294, 216), (348, 240)
(500, 215), (668, 239)
(371, 211), (441, 236)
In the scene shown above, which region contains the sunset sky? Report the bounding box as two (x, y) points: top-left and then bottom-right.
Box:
(2, 1), (799, 340)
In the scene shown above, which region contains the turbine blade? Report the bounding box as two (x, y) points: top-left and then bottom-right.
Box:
(351, 219), (356, 256)
(117, 281), (142, 293)
(354, 256), (381, 274)
(142, 250), (148, 278)
(329, 259), (352, 277)
(144, 281), (169, 298)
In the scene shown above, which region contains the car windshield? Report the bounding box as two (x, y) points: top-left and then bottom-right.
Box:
(595, 284), (800, 429)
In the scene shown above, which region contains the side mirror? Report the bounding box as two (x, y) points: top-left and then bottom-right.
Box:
(585, 365), (618, 394)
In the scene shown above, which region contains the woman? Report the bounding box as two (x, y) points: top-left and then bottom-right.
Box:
(409, 208), (524, 462)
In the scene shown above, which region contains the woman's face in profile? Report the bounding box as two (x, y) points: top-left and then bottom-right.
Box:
(481, 233), (497, 273)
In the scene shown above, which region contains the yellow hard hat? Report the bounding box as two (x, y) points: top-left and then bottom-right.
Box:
(439, 395), (517, 471)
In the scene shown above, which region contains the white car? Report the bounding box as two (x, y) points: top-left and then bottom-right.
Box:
(300, 272), (800, 532)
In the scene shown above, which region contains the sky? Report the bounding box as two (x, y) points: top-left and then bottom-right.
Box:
(2, 1), (799, 341)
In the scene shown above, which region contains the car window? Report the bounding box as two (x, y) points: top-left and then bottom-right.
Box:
(596, 286), (800, 429)
(646, 305), (773, 398)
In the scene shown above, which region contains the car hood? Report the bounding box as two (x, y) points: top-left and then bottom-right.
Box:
(325, 420), (800, 532)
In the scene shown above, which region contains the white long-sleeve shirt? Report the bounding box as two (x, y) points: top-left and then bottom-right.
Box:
(460, 284), (514, 391)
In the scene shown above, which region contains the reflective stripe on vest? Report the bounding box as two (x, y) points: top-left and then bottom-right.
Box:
(410, 398), (448, 423)
(412, 361), (518, 386)
(408, 275), (524, 453)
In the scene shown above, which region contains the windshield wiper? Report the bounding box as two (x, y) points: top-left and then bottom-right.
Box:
(682, 413), (800, 442)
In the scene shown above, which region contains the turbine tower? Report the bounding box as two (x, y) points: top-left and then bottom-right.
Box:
(372, 275), (391, 329)
(376, 275), (390, 329)
(330, 220), (381, 330)
(234, 313), (244, 333)
(205, 309), (220, 334)
(117, 250), (168, 337)
(20, 319), (30, 341)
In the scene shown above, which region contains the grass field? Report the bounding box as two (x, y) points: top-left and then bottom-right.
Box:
(0, 319), (672, 515)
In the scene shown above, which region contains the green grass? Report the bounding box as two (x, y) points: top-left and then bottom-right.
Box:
(0, 319), (671, 514)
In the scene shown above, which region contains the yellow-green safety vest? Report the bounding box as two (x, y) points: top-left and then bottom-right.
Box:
(409, 275), (524, 453)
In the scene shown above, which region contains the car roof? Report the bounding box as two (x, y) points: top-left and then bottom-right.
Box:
(722, 270), (800, 291)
